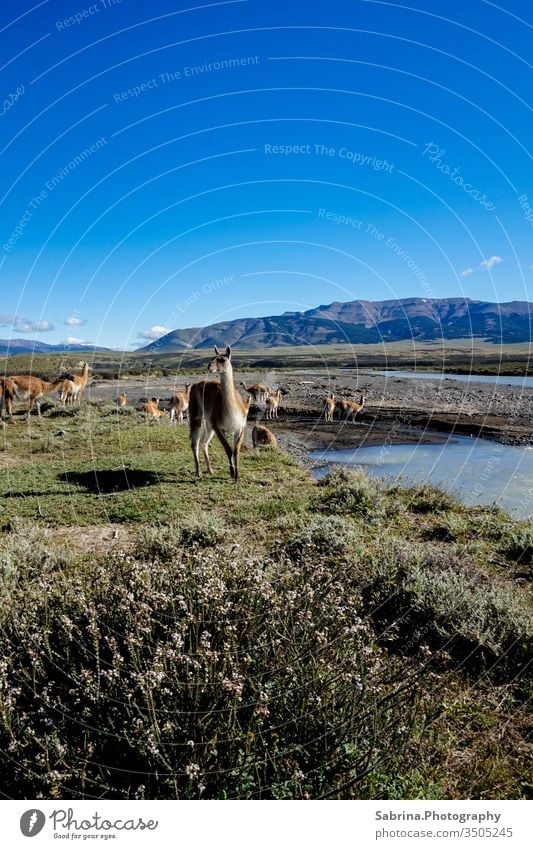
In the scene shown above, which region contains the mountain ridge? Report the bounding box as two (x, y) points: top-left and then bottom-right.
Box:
(140, 297), (533, 351)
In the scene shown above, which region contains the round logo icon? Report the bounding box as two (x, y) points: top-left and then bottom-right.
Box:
(20, 810), (46, 837)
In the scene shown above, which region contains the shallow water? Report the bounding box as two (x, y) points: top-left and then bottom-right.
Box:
(373, 369), (533, 389)
(310, 435), (533, 519)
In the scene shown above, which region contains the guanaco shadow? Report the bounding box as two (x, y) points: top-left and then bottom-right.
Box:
(58, 468), (170, 493)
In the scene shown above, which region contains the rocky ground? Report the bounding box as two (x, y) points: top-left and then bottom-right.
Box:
(85, 367), (533, 469)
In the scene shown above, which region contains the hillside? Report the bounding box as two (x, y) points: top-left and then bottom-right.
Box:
(140, 297), (533, 351)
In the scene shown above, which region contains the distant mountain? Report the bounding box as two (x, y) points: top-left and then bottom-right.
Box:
(0, 339), (110, 355)
(139, 297), (533, 351)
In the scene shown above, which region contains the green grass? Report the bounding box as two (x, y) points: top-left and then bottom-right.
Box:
(0, 402), (312, 529)
(0, 401), (531, 799)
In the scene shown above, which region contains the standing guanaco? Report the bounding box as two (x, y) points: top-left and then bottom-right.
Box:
(324, 394), (336, 422)
(336, 394), (365, 422)
(60, 362), (91, 405)
(239, 382), (269, 404)
(190, 346), (249, 481)
(6, 375), (64, 418)
(265, 388), (282, 419)
(170, 384), (191, 424)
(0, 377), (15, 419)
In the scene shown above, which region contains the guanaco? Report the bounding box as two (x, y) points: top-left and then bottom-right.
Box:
(170, 384), (191, 424)
(324, 394), (336, 422)
(116, 392), (128, 407)
(336, 394), (365, 422)
(252, 424), (277, 448)
(0, 377), (15, 419)
(6, 375), (64, 418)
(59, 362), (91, 405)
(239, 381), (269, 404)
(190, 346), (249, 481)
(265, 388), (282, 419)
(141, 398), (168, 419)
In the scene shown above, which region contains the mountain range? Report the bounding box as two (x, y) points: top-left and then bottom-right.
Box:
(140, 297), (533, 351)
(0, 339), (110, 355)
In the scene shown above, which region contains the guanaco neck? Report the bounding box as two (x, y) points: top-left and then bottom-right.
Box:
(79, 364), (90, 386)
(219, 365), (239, 407)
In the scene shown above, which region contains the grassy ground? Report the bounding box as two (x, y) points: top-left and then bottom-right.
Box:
(0, 401), (531, 799)
(1, 339), (532, 379)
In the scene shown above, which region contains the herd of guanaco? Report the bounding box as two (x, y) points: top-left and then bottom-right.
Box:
(0, 361), (92, 418)
(0, 347), (366, 481)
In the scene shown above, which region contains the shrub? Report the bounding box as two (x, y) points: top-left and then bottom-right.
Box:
(501, 527), (533, 565)
(0, 535), (422, 799)
(425, 512), (470, 542)
(406, 483), (457, 514)
(137, 515), (227, 559)
(283, 515), (359, 559)
(0, 520), (73, 591)
(317, 467), (386, 519)
(361, 540), (533, 678)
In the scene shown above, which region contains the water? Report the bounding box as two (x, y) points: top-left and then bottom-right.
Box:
(373, 370), (533, 389)
(310, 435), (533, 519)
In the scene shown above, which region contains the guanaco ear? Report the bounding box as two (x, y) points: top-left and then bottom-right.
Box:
(214, 345), (221, 356)
(225, 345), (231, 358)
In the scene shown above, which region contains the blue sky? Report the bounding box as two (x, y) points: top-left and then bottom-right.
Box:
(1, 0), (532, 349)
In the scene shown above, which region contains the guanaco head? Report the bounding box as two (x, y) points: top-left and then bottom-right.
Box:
(208, 345), (232, 374)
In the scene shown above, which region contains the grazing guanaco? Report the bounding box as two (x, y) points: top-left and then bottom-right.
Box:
(190, 346), (249, 481)
(170, 383), (191, 424)
(116, 392), (128, 407)
(324, 394), (335, 422)
(6, 375), (64, 418)
(265, 388), (282, 419)
(239, 381), (269, 404)
(252, 424), (277, 448)
(336, 394), (365, 422)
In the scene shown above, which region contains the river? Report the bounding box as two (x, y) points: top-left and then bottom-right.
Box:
(373, 370), (533, 389)
(310, 434), (533, 519)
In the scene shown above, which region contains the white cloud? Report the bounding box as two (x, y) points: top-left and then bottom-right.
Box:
(65, 316), (86, 327)
(137, 324), (172, 340)
(0, 315), (54, 332)
(480, 256), (503, 270)
(460, 267), (475, 277)
(62, 336), (87, 345)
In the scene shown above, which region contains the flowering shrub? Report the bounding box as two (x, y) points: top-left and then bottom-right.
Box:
(0, 532), (419, 799)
